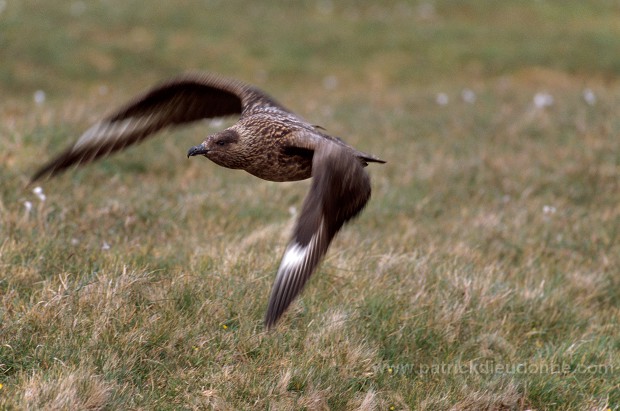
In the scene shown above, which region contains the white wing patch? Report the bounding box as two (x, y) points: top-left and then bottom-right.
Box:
(264, 220), (327, 327)
(274, 222), (324, 287)
(279, 243), (309, 272)
(72, 116), (152, 152)
(73, 121), (107, 151)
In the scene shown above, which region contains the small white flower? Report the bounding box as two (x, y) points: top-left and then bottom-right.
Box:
(582, 88), (596, 106)
(71, 238), (80, 246)
(543, 205), (556, 215)
(461, 89), (476, 104)
(209, 118), (224, 129)
(288, 206), (297, 217)
(24, 201), (33, 213)
(34, 90), (46, 105)
(533, 92), (553, 109)
(102, 241), (110, 251)
(435, 93), (449, 106)
(33, 186), (46, 202)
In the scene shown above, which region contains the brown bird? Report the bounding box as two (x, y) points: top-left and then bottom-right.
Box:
(32, 72), (385, 328)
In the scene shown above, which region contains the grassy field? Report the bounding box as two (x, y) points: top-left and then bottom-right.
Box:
(1, 0), (619, 409)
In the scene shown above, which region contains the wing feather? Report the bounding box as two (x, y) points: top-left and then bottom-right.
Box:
(264, 142), (371, 328)
(31, 72), (290, 182)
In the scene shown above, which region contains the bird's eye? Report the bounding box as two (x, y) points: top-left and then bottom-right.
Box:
(216, 140), (226, 146)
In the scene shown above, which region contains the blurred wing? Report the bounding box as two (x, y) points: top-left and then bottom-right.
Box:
(264, 142), (371, 328)
(31, 72), (289, 182)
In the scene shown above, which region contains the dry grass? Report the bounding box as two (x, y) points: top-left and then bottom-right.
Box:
(1, 1), (619, 410)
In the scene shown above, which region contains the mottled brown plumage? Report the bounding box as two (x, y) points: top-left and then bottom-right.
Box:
(32, 72), (385, 328)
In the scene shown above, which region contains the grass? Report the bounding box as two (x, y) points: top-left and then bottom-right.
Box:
(1, 0), (619, 409)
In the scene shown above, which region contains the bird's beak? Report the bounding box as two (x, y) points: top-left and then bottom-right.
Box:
(187, 144), (208, 158)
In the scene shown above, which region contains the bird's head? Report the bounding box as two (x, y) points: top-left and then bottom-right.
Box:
(187, 129), (246, 169)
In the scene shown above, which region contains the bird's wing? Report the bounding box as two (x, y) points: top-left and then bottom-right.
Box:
(31, 72), (289, 182)
(264, 140), (372, 328)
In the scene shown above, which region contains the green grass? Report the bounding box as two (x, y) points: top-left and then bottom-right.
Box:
(1, 0), (619, 409)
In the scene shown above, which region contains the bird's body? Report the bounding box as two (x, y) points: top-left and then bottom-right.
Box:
(209, 115), (315, 181)
(201, 115), (380, 182)
(32, 72), (385, 328)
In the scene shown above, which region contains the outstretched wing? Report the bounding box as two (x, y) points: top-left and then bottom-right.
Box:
(264, 142), (371, 328)
(31, 72), (288, 182)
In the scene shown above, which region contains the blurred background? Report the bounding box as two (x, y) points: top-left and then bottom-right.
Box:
(1, 1), (619, 409)
(3, 1), (619, 95)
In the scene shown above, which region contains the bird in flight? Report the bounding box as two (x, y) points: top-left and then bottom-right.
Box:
(32, 72), (385, 328)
